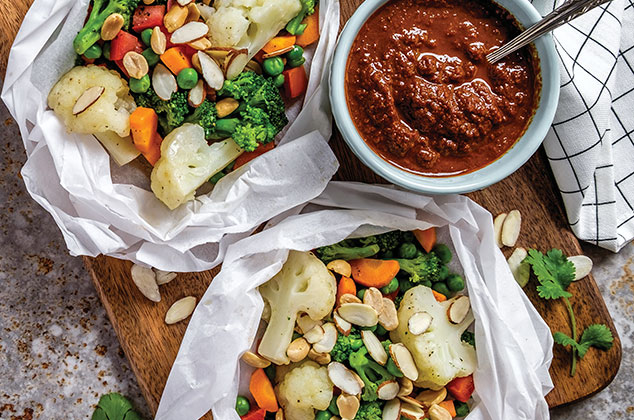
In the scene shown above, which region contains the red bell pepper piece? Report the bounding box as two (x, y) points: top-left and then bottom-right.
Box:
(132, 5), (166, 32)
(447, 374), (475, 403)
(234, 142), (276, 169)
(110, 30), (143, 61)
(283, 66), (308, 99)
(241, 408), (266, 420)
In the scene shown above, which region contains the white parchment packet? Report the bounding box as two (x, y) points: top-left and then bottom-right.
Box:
(157, 182), (554, 420)
(1, 0), (341, 272)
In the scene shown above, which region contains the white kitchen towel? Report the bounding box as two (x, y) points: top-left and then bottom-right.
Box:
(533, 0), (634, 252)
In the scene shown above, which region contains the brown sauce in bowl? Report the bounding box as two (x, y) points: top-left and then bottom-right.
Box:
(345, 0), (541, 176)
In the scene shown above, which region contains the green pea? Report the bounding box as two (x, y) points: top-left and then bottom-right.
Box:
(315, 410), (332, 420)
(436, 265), (450, 281)
(177, 68), (198, 90)
(142, 48), (160, 67)
(235, 396), (250, 416)
(129, 74), (151, 93)
(433, 243), (452, 264)
(328, 395), (339, 415)
(447, 274), (465, 292)
(84, 44), (102, 60)
(421, 280), (432, 288)
(380, 277), (399, 294)
(386, 357), (404, 377)
(286, 45), (304, 62)
(357, 288), (366, 300)
(273, 73), (285, 88)
(103, 43), (111, 60)
(399, 278), (414, 293)
(263, 57), (285, 76)
(432, 282), (451, 298)
(455, 401), (470, 417)
(264, 364), (276, 383)
(287, 57), (306, 68)
(141, 28), (153, 47)
(375, 324), (388, 337)
(398, 243), (417, 259)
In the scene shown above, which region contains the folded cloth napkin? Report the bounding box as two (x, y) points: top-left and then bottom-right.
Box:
(534, 0), (634, 252)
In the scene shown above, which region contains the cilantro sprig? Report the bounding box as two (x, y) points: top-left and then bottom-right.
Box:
(92, 393), (142, 420)
(525, 249), (614, 376)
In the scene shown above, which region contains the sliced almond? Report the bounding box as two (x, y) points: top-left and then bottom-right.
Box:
(241, 351), (271, 368)
(416, 388), (446, 408)
(389, 344), (418, 381)
(327, 260), (352, 277)
(165, 296), (196, 325)
(177, 0), (193, 6)
(275, 409), (284, 420)
(338, 303), (379, 327)
(155, 269), (177, 285)
(225, 50), (249, 80)
(428, 404), (452, 420)
(382, 398), (402, 420)
(507, 247), (529, 287)
(206, 48), (231, 64)
(130, 264), (160, 302)
(101, 13), (124, 41)
(188, 79), (205, 108)
(245, 59), (263, 74)
(501, 209), (521, 247)
(152, 63), (177, 101)
(398, 396), (424, 409)
(72, 86), (104, 115)
(262, 46), (294, 59)
(339, 293), (362, 305)
(188, 36), (212, 50)
(337, 394), (360, 420)
(569, 255), (593, 280)
(123, 51), (149, 79)
(216, 97), (239, 118)
(447, 296), (470, 324)
(287, 337), (310, 363)
(493, 212), (507, 248)
(308, 348), (331, 365)
(399, 401), (426, 420)
(170, 21), (209, 44)
(164, 4), (188, 32)
(363, 287), (384, 314)
(191, 52), (202, 73)
(303, 324), (325, 344)
(313, 323), (337, 353)
(397, 377), (413, 397)
(408, 312), (432, 336)
(378, 298), (399, 331)
(328, 362), (363, 396)
(198, 51), (225, 90)
(151, 26), (167, 55)
(350, 370), (365, 391)
(334, 312), (352, 336)
(185, 3), (201, 23)
(377, 380), (400, 400)
(361, 330), (388, 365)
(297, 313), (321, 334)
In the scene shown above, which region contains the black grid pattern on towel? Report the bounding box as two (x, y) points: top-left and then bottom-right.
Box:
(532, 0), (634, 251)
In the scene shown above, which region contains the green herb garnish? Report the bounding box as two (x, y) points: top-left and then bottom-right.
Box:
(92, 393), (142, 420)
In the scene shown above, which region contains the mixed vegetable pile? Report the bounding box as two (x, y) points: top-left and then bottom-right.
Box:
(48, 0), (319, 209)
(238, 228), (477, 420)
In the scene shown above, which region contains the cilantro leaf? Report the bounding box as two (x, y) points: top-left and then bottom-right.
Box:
(92, 393), (142, 420)
(553, 332), (578, 349)
(525, 249), (575, 300)
(577, 324), (614, 358)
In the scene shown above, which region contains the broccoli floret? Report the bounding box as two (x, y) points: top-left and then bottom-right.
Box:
(133, 88), (190, 135)
(315, 240), (380, 263)
(185, 100), (218, 139)
(349, 347), (394, 402)
(330, 327), (363, 363)
(354, 401), (383, 420)
(286, 0), (316, 35)
(395, 252), (442, 284)
(358, 231), (415, 256)
(73, 0), (140, 55)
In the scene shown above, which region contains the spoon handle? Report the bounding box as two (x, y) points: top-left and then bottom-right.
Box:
(486, 0), (613, 64)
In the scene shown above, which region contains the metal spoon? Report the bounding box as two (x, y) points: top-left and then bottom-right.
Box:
(486, 0), (613, 64)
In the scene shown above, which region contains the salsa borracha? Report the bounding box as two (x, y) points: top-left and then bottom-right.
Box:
(345, 0), (540, 176)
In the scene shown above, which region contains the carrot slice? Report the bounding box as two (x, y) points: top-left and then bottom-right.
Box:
(349, 259), (400, 288)
(414, 227), (436, 253)
(432, 289), (447, 302)
(447, 374), (475, 403)
(262, 34), (296, 54)
(438, 400), (457, 416)
(130, 107), (158, 154)
(249, 368), (278, 412)
(337, 276), (357, 304)
(142, 132), (163, 166)
(296, 9), (320, 47)
(160, 46), (192, 75)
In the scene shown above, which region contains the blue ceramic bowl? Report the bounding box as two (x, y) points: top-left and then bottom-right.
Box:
(330, 0), (559, 194)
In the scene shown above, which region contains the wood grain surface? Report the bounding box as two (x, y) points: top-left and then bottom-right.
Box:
(1, 0), (622, 417)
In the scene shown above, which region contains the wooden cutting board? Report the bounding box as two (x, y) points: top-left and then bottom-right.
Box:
(1, 0), (622, 416)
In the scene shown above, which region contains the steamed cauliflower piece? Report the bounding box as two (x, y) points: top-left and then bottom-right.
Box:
(277, 361), (333, 420)
(206, 0), (301, 60)
(150, 123), (243, 209)
(390, 286), (476, 390)
(48, 65), (135, 137)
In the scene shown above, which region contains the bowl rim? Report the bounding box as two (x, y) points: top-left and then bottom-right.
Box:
(330, 0), (560, 194)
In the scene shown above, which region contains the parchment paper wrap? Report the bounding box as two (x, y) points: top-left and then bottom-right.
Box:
(1, 0), (341, 272)
(157, 182), (554, 420)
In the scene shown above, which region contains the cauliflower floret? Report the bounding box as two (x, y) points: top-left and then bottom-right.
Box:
(207, 6), (250, 46)
(258, 251), (336, 365)
(278, 361), (333, 411)
(390, 286), (476, 390)
(150, 123), (243, 209)
(48, 65), (135, 137)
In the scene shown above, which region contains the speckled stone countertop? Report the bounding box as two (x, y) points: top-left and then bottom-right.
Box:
(0, 98), (632, 419)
